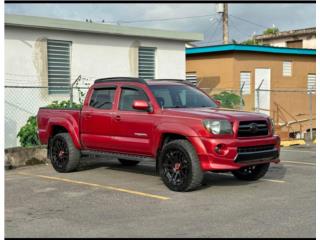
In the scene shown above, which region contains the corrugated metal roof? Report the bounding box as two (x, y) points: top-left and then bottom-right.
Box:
(5, 14), (203, 42)
(186, 44), (316, 56)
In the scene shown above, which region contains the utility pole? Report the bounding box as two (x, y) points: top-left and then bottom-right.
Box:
(222, 3), (229, 44)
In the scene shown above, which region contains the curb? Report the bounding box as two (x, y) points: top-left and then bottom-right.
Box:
(280, 139), (306, 147)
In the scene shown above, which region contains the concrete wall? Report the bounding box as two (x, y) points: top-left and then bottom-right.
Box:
(186, 52), (236, 94)
(5, 26), (187, 148)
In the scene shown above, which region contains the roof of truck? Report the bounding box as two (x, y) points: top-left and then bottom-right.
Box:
(94, 77), (189, 86)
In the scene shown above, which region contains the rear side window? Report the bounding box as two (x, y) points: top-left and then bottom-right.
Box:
(119, 87), (149, 111)
(89, 88), (116, 109)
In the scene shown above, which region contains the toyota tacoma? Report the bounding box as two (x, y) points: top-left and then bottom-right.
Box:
(37, 77), (280, 192)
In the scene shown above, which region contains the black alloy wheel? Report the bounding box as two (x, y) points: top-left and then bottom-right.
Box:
(51, 137), (69, 170)
(50, 133), (80, 173)
(160, 140), (203, 192)
(162, 149), (190, 189)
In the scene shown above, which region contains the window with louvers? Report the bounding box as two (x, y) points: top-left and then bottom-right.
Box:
(240, 72), (251, 95)
(47, 40), (71, 94)
(283, 61), (292, 77)
(307, 74), (316, 94)
(186, 72), (197, 86)
(139, 47), (155, 81)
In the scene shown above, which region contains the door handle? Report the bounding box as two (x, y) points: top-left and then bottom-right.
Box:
(115, 115), (121, 121)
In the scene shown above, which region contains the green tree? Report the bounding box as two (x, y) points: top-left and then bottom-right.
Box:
(241, 39), (257, 45)
(213, 91), (244, 109)
(17, 116), (41, 147)
(263, 27), (279, 35)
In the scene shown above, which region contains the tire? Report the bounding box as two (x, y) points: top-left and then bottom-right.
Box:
(50, 133), (80, 173)
(118, 159), (140, 166)
(159, 139), (203, 192)
(231, 163), (270, 181)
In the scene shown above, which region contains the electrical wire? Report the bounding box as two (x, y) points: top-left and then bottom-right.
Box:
(229, 14), (270, 30)
(110, 13), (215, 24)
(228, 17), (254, 41)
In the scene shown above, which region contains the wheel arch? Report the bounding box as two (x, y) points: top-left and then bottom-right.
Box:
(47, 119), (81, 150)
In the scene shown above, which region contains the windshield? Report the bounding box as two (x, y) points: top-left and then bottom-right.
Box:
(149, 84), (217, 109)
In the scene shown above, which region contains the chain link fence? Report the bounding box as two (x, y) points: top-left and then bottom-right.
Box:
(5, 75), (90, 148)
(199, 83), (316, 141)
(255, 88), (316, 141)
(4, 77), (316, 148)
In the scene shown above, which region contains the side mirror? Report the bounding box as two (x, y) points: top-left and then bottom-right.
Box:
(214, 99), (221, 107)
(132, 100), (153, 112)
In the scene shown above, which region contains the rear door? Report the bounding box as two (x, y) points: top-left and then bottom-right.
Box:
(81, 86), (117, 151)
(111, 85), (155, 156)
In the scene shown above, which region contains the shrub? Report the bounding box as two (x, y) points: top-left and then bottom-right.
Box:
(46, 100), (82, 109)
(213, 91), (244, 109)
(17, 100), (82, 147)
(17, 116), (41, 147)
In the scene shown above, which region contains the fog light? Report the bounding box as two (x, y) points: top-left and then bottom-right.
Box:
(215, 144), (228, 155)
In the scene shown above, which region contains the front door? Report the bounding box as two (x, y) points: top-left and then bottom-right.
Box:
(112, 86), (155, 156)
(255, 68), (271, 115)
(81, 86), (117, 151)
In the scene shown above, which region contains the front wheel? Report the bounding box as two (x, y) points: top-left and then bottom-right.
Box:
(231, 163), (270, 181)
(159, 140), (203, 192)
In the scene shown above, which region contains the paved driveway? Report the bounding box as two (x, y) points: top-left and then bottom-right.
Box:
(5, 145), (316, 237)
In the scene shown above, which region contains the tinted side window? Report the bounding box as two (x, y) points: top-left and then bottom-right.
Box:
(119, 88), (149, 111)
(89, 88), (115, 109)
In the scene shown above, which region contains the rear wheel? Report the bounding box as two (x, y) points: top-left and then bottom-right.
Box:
(118, 159), (140, 166)
(231, 163), (270, 181)
(50, 133), (80, 173)
(159, 139), (203, 192)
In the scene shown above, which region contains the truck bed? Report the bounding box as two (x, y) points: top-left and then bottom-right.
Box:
(37, 108), (81, 145)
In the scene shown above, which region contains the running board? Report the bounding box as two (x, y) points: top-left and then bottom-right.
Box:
(81, 150), (155, 162)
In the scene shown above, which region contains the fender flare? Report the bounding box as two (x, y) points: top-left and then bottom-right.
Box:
(152, 123), (199, 156)
(47, 117), (81, 149)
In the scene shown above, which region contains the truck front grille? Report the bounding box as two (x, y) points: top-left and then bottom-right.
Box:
(238, 120), (269, 137)
(238, 144), (275, 153)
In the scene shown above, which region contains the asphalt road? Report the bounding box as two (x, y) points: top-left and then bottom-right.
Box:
(5, 144), (316, 238)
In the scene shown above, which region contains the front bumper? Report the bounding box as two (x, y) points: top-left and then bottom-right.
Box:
(188, 135), (281, 171)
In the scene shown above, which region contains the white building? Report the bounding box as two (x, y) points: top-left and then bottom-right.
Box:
(5, 14), (203, 148)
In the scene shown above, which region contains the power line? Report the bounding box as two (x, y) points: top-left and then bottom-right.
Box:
(194, 39), (222, 46)
(229, 14), (270, 30)
(202, 17), (218, 38)
(228, 17), (254, 41)
(111, 13), (215, 24)
(202, 17), (222, 45)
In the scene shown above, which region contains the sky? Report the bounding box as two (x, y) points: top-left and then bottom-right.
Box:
(5, 3), (316, 46)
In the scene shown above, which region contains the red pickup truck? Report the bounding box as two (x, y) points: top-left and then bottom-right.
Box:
(37, 77), (280, 192)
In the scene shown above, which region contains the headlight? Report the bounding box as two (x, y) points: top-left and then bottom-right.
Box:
(270, 118), (275, 135)
(203, 119), (233, 135)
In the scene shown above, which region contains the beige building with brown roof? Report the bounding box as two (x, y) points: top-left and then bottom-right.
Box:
(253, 27), (316, 49)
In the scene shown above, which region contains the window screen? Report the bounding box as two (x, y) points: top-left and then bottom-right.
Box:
(283, 61), (292, 77)
(240, 72), (251, 95)
(307, 74), (316, 94)
(186, 72), (197, 86)
(119, 88), (149, 111)
(47, 40), (71, 94)
(139, 47), (155, 80)
(89, 88), (116, 109)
